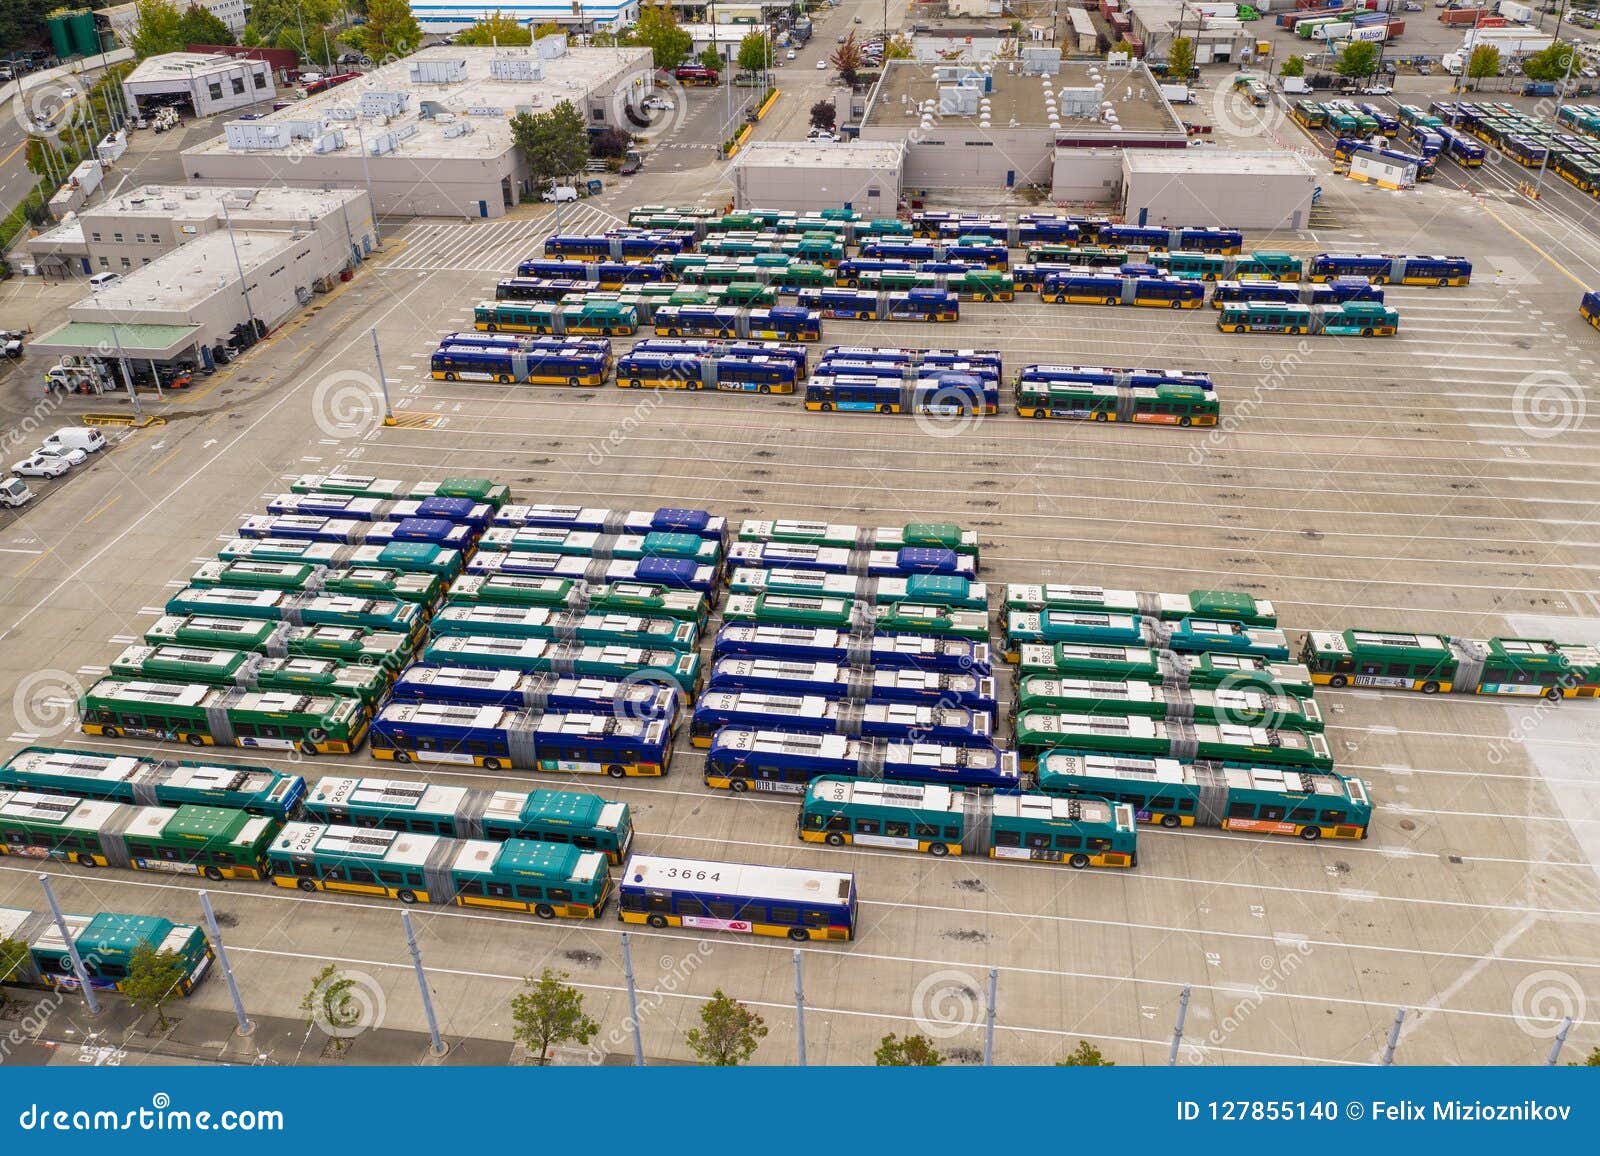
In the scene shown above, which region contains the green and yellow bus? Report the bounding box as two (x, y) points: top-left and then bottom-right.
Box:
(473, 300), (638, 336)
(0, 906), (213, 997)
(1015, 675), (1324, 731)
(0, 790), (280, 879)
(1017, 643), (1315, 698)
(721, 592), (854, 629)
(1013, 710), (1334, 773)
(108, 644), (387, 707)
(268, 822), (612, 918)
(1299, 629), (1600, 698)
(78, 678), (368, 755)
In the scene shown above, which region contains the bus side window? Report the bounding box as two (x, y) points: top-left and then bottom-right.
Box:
(1319, 810), (1347, 825)
(294, 861), (315, 877)
(1227, 802), (1255, 820)
(647, 894), (673, 913)
(1289, 808), (1315, 822)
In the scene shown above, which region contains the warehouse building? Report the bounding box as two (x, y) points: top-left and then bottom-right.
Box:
(731, 141), (906, 213)
(857, 55), (1186, 193)
(27, 186), (375, 374)
(102, 0), (248, 41)
(121, 51), (275, 118)
(182, 41), (654, 219)
(1120, 149), (1319, 229)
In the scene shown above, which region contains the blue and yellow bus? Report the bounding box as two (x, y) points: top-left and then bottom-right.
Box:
(614, 351), (799, 393)
(369, 701), (672, 777)
(708, 655), (997, 714)
(1582, 290), (1600, 331)
(702, 727), (1020, 795)
(1041, 272), (1205, 309)
(431, 343), (610, 387)
(1308, 252), (1471, 286)
(689, 691), (992, 748)
(713, 623), (989, 674)
(618, 854), (857, 942)
(804, 372), (998, 416)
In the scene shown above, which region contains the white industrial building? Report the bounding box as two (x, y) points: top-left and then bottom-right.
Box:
(1121, 149), (1319, 229)
(122, 51), (275, 118)
(27, 186), (376, 372)
(181, 42), (653, 219)
(731, 141), (906, 213)
(102, 0), (249, 41)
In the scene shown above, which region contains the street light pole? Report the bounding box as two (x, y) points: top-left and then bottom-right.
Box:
(1532, 39), (1576, 200)
(220, 200), (258, 330)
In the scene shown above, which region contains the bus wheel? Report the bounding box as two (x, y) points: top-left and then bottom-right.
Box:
(825, 832), (846, 846)
(103, 726), (121, 738)
(298, 878), (318, 893)
(1171, 301), (1183, 309)
(1105, 298), (1118, 306)
(1161, 814), (1181, 829)
(1361, 328), (1373, 337)
(1545, 688), (1563, 701)
(397, 890), (418, 904)
(299, 740), (318, 756)
(927, 843), (950, 857)
(444, 372), (456, 381)
(759, 384), (770, 394)
(820, 403), (833, 412)
(1069, 853), (1090, 869)
(499, 374), (512, 384)
(1439, 278), (1449, 288)
(1298, 827), (1322, 842)
(486, 323), (497, 332)
(483, 757), (502, 770)
(1032, 410), (1046, 419)
(1421, 681), (1440, 694)
(393, 750), (412, 763)
(629, 378), (643, 388)
(729, 779), (748, 793)
(606, 765), (626, 778)
(570, 377), (581, 388)
(187, 734), (206, 746)
(1093, 411), (1108, 422)
(1179, 416), (1192, 427)
(878, 404), (892, 413)
(1329, 675), (1348, 688)
(76, 853), (97, 867)
(534, 904), (556, 920)
(647, 913), (668, 929)
(204, 866), (224, 882)
(788, 927), (810, 942)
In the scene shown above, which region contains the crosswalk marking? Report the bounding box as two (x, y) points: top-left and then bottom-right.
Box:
(386, 203), (624, 272)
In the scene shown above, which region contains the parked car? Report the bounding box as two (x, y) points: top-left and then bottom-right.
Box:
(642, 95), (673, 111)
(786, 49), (797, 60)
(1361, 84), (1393, 95)
(43, 427), (106, 455)
(12, 454), (69, 479)
(34, 444), (87, 467)
(817, 59), (828, 69)
(87, 272), (121, 291)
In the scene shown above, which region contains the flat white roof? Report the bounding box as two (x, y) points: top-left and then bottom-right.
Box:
(1123, 148), (1318, 177)
(86, 184), (366, 224)
(733, 140), (907, 170)
(125, 52), (267, 86)
(74, 229), (298, 313)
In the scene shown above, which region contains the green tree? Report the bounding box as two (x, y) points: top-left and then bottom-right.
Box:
(359, 0), (420, 59)
(300, 963), (360, 1054)
(1519, 41), (1573, 83)
(685, 989), (767, 1066)
(1335, 39), (1378, 79)
(698, 45), (724, 74)
(534, 22), (562, 38)
(1570, 1046), (1600, 1066)
(809, 98), (836, 129)
(0, 0), (57, 48)
(1056, 1040), (1115, 1066)
(883, 34), (913, 61)
(509, 968), (599, 1065)
(629, 6), (693, 71)
(1467, 44), (1500, 85)
(737, 30), (770, 75)
(1280, 54), (1305, 79)
(177, 3), (235, 45)
(122, 945), (190, 1034)
(830, 31), (863, 86)
(0, 936), (30, 1009)
(875, 1032), (944, 1065)
(1167, 36), (1195, 80)
(510, 99), (590, 193)
(454, 10), (533, 47)
(130, 0), (186, 59)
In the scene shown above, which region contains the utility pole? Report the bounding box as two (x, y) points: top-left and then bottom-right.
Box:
(220, 201), (258, 330)
(39, 875), (100, 1017)
(371, 327), (396, 426)
(1532, 38), (1577, 201)
(199, 891), (254, 1037)
(402, 912), (448, 1057)
(620, 933), (645, 1066)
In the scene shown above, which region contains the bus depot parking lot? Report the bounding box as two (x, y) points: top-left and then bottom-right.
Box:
(1, 170), (1597, 1067)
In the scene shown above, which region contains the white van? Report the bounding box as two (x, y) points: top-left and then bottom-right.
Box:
(43, 427), (107, 454)
(0, 476), (35, 509)
(541, 185), (578, 203)
(87, 271), (121, 290)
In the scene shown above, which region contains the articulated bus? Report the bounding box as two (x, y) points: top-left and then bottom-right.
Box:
(514, 258), (667, 286)
(1042, 272), (1205, 309)
(163, 587), (424, 640)
(0, 790), (279, 880)
(708, 656), (997, 715)
(619, 854), (857, 942)
(736, 518), (978, 558)
(815, 356), (1000, 386)
(445, 575), (707, 622)
(1014, 675), (1324, 732)
(109, 644), (387, 707)
(713, 623), (990, 675)
(1006, 584), (1275, 626)
(1012, 711), (1335, 773)
(145, 614), (415, 677)
(491, 503), (722, 541)
(689, 692), (992, 748)
(1209, 278), (1382, 309)
(798, 777), (1137, 868)
(1015, 381), (1218, 426)
(614, 351), (798, 393)
(1018, 642), (1315, 699)
(430, 343), (610, 387)
(465, 551), (719, 595)
(1308, 252), (1472, 285)
(544, 231), (687, 262)
(819, 345), (1002, 374)
(726, 540), (977, 580)
(421, 635), (702, 699)
(0, 905), (212, 996)
(389, 665), (679, 726)
(79, 679), (368, 754)
(1035, 752), (1371, 840)
(1216, 301), (1399, 336)
(302, 776), (633, 862)
(1299, 629), (1600, 698)
(805, 374), (998, 415)
(430, 602), (698, 651)
(703, 727), (1020, 795)
(471, 300), (638, 336)
(288, 472), (510, 507)
(0, 747), (305, 821)
(370, 701), (672, 777)
(190, 559), (443, 605)
(477, 526), (719, 567)
(1001, 611), (1288, 662)
(727, 568), (988, 612)
(269, 822), (611, 918)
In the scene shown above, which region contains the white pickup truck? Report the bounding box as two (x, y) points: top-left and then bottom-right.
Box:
(0, 476), (36, 509)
